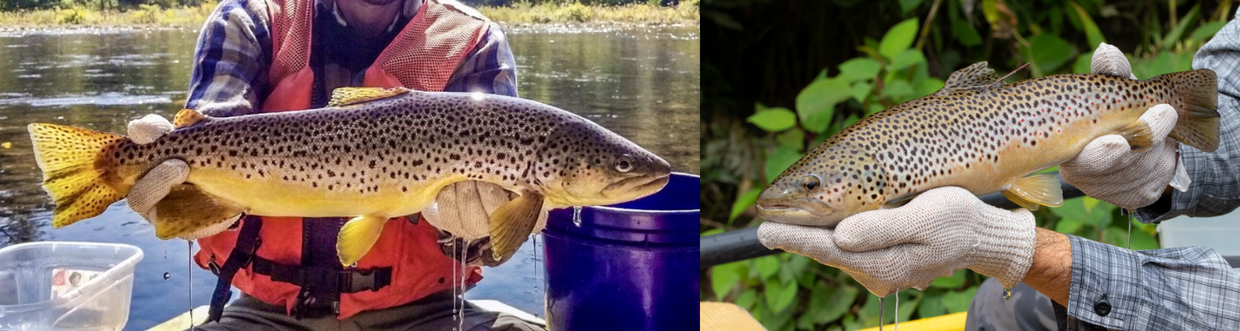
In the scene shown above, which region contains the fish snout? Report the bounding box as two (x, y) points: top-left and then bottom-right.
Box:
(755, 186), (838, 226)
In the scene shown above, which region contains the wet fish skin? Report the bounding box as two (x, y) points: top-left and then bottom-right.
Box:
(28, 87), (672, 265)
(757, 62), (1218, 227)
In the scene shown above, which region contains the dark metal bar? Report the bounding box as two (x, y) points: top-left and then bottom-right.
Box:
(700, 172), (1085, 268)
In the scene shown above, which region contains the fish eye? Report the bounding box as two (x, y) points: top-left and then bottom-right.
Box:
(802, 175), (820, 191)
(615, 156), (634, 173)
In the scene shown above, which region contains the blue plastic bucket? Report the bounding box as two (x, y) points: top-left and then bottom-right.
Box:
(543, 172), (699, 330)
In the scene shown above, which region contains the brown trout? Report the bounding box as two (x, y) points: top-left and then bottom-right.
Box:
(28, 87), (672, 265)
(757, 62), (1218, 226)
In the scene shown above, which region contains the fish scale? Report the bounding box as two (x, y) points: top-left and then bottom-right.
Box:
(758, 62), (1219, 227)
(28, 87), (672, 265)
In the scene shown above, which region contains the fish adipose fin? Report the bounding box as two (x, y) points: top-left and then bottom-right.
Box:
(327, 87), (411, 107)
(337, 215), (389, 266)
(1001, 174), (1064, 210)
(27, 123), (127, 228)
(152, 184), (245, 240)
(937, 61), (1003, 95)
(490, 190), (544, 262)
(172, 109), (209, 128)
(1154, 69), (1220, 152)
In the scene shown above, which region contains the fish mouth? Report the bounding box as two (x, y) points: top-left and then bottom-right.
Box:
(603, 173), (670, 198)
(756, 192), (839, 227)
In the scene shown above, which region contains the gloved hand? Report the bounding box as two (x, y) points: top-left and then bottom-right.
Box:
(125, 114), (191, 223)
(1059, 43), (1186, 211)
(758, 187), (1037, 296)
(424, 181), (548, 267)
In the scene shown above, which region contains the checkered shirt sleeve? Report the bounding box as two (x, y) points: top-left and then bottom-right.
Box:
(1055, 235), (1240, 330)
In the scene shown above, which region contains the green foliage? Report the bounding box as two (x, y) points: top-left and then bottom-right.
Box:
(704, 0), (1233, 329)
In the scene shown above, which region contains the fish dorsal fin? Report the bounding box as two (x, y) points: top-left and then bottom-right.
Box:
(936, 61), (1003, 95)
(173, 108), (207, 128)
(327, 87), (410, 107)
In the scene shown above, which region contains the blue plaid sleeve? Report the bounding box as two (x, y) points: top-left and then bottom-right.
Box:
(442, 23), (519, 97)
(1137, 17), (1240, 222)
(184, 0), (271, 118)
(1056, 235), (1240, 330)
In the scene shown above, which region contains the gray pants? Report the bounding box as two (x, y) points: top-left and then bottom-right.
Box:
(964, 278), (1057, 331)
(188, 290), (545, 331)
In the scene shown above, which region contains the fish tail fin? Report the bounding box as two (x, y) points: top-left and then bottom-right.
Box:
(1162, 69), (1220, 152)
(27, 123), (129, 228)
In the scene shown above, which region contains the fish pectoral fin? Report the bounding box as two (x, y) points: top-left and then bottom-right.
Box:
(327, 87), (411, 107)
(1002, 174), (1064, 210)
(489, 190), (544, 263)
(937, 61), (1003, 95)
(337, 215), (389, 266)
(172, 108), (209, 128)
(152, 184), (245, 240)
(1116, 119), (1156, 150)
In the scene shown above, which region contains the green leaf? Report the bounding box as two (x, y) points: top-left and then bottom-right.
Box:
(1027, 34), (1075, 73)
(748, 104), (797, 132)
(880, 18), (920, 59)
(852, 81), (873, 103)
(729, 188), (762, 222)
(1073, 51), (1094, 74)
(842, 114), (861, 128)
(736, 290), (758, 311)
(786, 253), (811, 277)
(918, 290), (948, 319)
(951, 18), (982, 46)
(1160, 3), (1200, 50)
(898, 291), (921, 322)
(1129, 220), (1160, 250)
(888, 49), (927, 71)
(765, 146), (803, 184)
(942, 286), (979, 313)
(882, 80), (915, 103)
(711, 260), (747, 299)
(1190, 21), (1227, 43)
(840, 58), (882, 82)
(766, 279), (799, 313)
(1051, 197), (1088, 222)
(867, 104), (886, 116)
(819, 285), (857, 323)
(1067, 2), (1106, 48)
(1055, 218), (1083, 234)
(755, 255), (780, 279)
(776, 129), (805, 150)
(797, 77), (851, 133)
(930, 269), (967, 289)
(915, 78), (945, 97)
(898, 0), (922, 13)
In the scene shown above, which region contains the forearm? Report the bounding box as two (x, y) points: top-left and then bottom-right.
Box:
(1022, 227), (1073, 306)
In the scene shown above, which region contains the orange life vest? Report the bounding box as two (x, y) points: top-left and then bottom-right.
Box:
(193, 0), (491, 319)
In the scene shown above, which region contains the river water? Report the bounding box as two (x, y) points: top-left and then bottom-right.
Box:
(0, 25), (699, 330)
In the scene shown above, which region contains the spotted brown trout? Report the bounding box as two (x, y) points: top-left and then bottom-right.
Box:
(28, 87), (672, 265)
(757, 62), (1218, 227)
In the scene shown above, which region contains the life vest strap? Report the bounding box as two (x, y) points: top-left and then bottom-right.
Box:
(251, 255), (393, 294)
(207, 216), (263, 323)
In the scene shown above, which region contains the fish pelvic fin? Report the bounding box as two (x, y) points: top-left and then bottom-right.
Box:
(27, 123), (128, 228)
(1002, 174), (1064, 210)
(151, 184), (245, 240)
(489, 190), (544, 263)
(337, 215), (389, 266)
(1161, 69), (1220, 152)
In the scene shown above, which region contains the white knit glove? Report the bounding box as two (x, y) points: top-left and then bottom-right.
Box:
(423, 181), (548, 240)
(1059, 43), (1185, 211)
(125, 114), (192, 223)
(758, 187), (1037, 296)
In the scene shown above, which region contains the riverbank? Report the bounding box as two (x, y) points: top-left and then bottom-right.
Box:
(0, 1), (698, 28)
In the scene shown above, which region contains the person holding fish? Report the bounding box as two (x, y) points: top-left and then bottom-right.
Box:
(758, 24), (1240, 331)
(120, 0), (543, 330)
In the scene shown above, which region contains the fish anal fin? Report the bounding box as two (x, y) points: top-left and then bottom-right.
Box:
(489, 190), (544, 263)
(937, 61), (1003, 95)
(151, 184), (245, 240)
(337, 215), (389, 266)
(1116, 119), (1156, 150)
(172, 109), (208, 128)
(327, 87), (411, 107)
(1003, 174), (1064, 210)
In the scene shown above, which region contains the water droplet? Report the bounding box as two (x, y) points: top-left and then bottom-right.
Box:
(163, 272), (170, 280)
(572, 206), (583, 227)
(1002, 288), (1012, 301)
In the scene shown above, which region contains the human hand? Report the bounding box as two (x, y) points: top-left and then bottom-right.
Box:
(125, 114), (191, 223)
(1059, 43), (1185, 211)
(758, 187), (1037, 296)
(424, 181), (547, 266)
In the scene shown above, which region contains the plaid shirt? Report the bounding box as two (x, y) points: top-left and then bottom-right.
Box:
(1056, 17), (1240, 330)
(184, 0), (517, 118)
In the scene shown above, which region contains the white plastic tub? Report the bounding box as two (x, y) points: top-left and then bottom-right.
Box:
(0, 242), (143, 331)
(1158, 213), (1240, 267)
